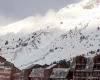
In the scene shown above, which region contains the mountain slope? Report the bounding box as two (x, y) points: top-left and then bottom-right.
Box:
(0, 0), (100, 70)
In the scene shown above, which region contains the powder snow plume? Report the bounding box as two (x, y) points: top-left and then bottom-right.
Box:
(0, 0), (100, 70)
(0, 0), (99, 35)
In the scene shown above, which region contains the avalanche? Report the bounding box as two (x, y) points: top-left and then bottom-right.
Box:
(0, 0), (100, 70)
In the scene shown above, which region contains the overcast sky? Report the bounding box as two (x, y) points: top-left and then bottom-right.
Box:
(0, 0), (80, 26)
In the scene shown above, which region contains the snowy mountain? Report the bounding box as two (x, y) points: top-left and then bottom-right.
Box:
(0, 0), (100, 70)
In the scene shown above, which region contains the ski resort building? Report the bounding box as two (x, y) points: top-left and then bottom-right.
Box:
(0, 56), (21, 80)
(12, 54), (100, 80)
(0, 56), (14, 80)
(29, 68), (51, 80)
(73, 55), (100, 80)
(1, 54), (100, 80)
(12, 67), (21, 80)
(18, 64), (48, 80)
(29, 64), (57, 80)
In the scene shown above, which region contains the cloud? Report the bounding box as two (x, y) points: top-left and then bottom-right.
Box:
(0, 0), (81, 27)
(0, 14), (20, 26)
(0, 0), (80, 19)
(0, 0), (100, 36)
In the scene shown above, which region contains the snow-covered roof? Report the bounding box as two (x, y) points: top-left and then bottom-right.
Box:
(50, 68), (70, 78)
(46, 64), (57, 69)
(29, 68), (45, 78)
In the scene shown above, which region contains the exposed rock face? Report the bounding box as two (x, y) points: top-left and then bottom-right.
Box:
(83, 0), (100, 9)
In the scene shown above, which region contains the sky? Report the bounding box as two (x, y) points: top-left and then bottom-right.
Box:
(0, 0), (80, 26)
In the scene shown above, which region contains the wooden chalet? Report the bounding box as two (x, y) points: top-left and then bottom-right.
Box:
(72, 55), (100, 80)
(73, 55), (87, 80)
(17, 64), (48, 80)
(29, 64), (57, 80)
(92, 55), (100, 80)
(0, 56), (23, 80)
(29, 60), (71, 80)
(0, 56), (14, 80)
(12, 67), (21, 80)
(29, 68), (50, 80)
(0, 54), (100, 80)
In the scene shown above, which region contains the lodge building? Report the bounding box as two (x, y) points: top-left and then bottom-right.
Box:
(0, 56), (21, 80)
(73, 55), (100, 80)
(0, 56), (13, 80)
(0, 54), (100, 80)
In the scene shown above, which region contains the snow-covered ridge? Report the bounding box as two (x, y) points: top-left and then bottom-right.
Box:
(82, 0), (100, 9)
(0, 0), (100, 70)
(0, 0), (100, 36)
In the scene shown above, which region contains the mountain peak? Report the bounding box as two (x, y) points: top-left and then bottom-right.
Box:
(82, 0), (100, 9)
(0, 0), (100, 70)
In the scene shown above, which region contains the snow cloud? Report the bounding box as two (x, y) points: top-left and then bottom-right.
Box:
(0, 0), (100, 35)
(0, 0), (80, 26)
(0, 14), (20, 27)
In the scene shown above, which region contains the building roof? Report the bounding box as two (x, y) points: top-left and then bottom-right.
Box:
(29, 68), (45, 78)
(74, 55), (87, 64)
(4, 61), (14, 66)
(50, 68), (70, 78)
(0, 56), (6, 62)
(46, 64), (57, 69)
(93, 54), (100, 63)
